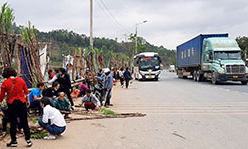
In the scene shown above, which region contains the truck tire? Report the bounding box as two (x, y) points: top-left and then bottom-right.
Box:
(211, 72), (218, 85)
(241, 81), (248, 85)
(178, 70), (183, 78)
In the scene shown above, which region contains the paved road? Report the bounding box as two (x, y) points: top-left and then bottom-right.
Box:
(3, 70), (248, 149)
(110, 71), (248, 149)
(169, 70), (248, 94)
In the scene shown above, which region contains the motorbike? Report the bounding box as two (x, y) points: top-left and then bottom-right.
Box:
(93, 77), (105, 105)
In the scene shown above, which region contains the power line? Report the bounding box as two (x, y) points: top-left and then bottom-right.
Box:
(95, 0), (125, 34)
(98, 0), (130, 34)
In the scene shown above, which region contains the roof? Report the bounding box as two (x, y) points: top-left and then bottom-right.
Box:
(134, 52), (159, 58)
(207, 37), (240, 51)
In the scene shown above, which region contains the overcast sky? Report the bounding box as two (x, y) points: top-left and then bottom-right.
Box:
(3, 0), (248, 49)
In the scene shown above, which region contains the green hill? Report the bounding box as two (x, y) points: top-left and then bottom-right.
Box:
(12, 23), (176, 67)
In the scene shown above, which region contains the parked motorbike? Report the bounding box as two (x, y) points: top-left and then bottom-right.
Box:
(93, 77), (105, 105)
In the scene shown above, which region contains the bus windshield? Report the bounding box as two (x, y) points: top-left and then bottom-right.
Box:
(214, 51), (241, 60)
(139, 57), (160, 70)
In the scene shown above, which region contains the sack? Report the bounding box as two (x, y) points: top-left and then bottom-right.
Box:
(0, 99), (8, 110)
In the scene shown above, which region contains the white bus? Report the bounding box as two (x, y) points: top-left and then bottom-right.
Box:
(133, 52), (162, 81)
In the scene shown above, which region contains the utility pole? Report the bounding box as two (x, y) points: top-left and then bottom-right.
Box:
(89, 0), (96, 73)
(90, 0), (93, 48)
(134, 20), (147, 55)
(135, 24), (138, 55)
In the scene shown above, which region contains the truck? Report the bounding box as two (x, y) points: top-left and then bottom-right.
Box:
(176, 33), (248, 85)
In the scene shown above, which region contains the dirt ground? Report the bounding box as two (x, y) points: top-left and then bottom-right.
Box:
(0, 81), (141, 149)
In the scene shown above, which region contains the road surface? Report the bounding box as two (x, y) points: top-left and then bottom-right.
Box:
(1, 70), (248, 149)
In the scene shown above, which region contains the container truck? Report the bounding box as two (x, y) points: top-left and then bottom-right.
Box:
(176, 34), (248, 85)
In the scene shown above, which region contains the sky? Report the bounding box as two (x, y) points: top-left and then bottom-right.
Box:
(2, 0), (248, 49)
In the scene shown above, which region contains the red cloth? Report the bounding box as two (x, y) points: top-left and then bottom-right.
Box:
(84, 102), (96, 110)
(71, 89), (80, 98)
(0, 77), (29, 104)
(48, 72), (54, 80)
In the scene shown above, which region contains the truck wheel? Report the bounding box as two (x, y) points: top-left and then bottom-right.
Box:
(211, 72), (218, 85)
(241, 81), (248, 85)
(178, 70), (183, 78)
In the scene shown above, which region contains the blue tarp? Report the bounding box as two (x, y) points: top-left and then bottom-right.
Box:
(20, 47), (32, 88)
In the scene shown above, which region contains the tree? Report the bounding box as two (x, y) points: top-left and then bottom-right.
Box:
(236, 36), (248, 61)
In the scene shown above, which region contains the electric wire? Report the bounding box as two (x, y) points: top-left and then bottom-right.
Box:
(98, 0), (130, 34)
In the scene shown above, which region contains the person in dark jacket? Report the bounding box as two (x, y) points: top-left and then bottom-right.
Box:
(42, 82), (60, 100)
(56, 68), (74, 107)
(124, 67), (132, 89)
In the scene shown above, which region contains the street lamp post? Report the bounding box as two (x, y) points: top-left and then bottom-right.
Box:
(135, 20), (147, 55)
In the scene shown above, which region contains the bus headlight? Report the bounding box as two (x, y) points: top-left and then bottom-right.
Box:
(218, 69), (225, 74)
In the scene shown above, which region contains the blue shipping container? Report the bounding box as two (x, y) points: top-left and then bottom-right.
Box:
(176, 34), (228, 67)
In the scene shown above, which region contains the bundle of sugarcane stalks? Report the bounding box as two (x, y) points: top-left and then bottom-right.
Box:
(0, 3), (17, 67)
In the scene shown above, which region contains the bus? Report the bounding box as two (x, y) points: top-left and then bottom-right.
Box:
(133, 52), (162, 81)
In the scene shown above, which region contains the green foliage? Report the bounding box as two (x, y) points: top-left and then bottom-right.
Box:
(100, 107), (115, 114)
(11, 24), (176, 67)
(31, 118), (39, 124)
(236, 36), (248, 61)
(0, 2), (15, 34)
(20, 21), (37, 45)
(30, 130), (48, 139)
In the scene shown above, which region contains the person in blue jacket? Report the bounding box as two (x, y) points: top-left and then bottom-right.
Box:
(124, 67), (132, 89)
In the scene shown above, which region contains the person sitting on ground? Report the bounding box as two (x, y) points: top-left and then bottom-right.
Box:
(53, 92), (72, 112)
(29, 82), (45, 116)
(39, 97), (66, 140)
(79, 81), (88, 97)
(42, 82), (60, 100)
(81, 89), (101, 111)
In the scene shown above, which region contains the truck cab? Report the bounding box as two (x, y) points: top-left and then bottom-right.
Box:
(201, 37), (248, 84)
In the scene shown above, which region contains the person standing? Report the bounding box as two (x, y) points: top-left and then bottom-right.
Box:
(119, 68), (124, 88)
(56, 68), (74, 107)
(103, 68), (113, 107)
(98, 69), (103, 77)
(46, 68), (59, 84)
(85, 69), (93, 89)
(48, 69), (54, 80)
(0, 66), (32, 147)
(124, 67), (132, 89)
